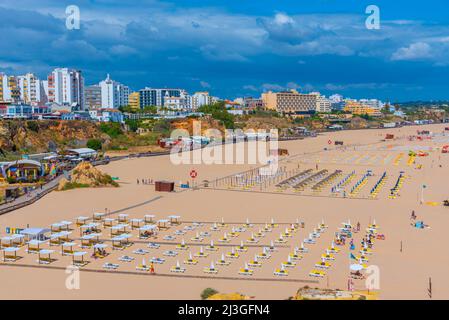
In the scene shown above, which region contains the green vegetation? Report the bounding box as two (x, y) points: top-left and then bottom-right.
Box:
(197, 101), (235, 129)
(59, 182), (91, 191)
(86, 138), (102, 151)
(26, 121), (40, 133)
(201, 288), (219, 300)
(99, 122), (123, 138)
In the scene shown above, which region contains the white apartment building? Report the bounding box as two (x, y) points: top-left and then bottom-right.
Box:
(310, 92), (331, 113)
(17, 73), (45, 104)
(359, 99), (385, 110)
(99, 74), (130, 109)
(47, 68), (85, 109)
(0, 73), (21, 102)
(190, 91), (213, 110)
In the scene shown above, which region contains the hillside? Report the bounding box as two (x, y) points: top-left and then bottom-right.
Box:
(0, 120), (106, 158)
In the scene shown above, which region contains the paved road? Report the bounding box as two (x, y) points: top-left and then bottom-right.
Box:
(0, 175), (65, 215)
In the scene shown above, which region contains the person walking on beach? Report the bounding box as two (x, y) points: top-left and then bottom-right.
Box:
(411, 210), (416, 220)
(150, 262), (155, 274)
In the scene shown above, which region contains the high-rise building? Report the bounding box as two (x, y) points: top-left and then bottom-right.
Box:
(139, 88), (187, 108)
(17, 73), (44, 104)
(343, 99), (382, 116)
(310, 92), (331, 113)
(85, 85), (102, 110)
(47, 68), (85, 109)
(190, 91), (213, 110)
(128, 92), (140, 110)
(261, 90), (317, 115)
(0, 74), (21, 103)
(99, 74), (130, 109)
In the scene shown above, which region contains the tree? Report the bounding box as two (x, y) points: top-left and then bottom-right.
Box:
(125, 119), (139, 132)
(99, 122), (123, 138)
(197, 101), (235, 129)
(86, 139), (102, 151)
(201, 288), (218, 300)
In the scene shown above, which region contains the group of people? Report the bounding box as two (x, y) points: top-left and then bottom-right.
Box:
(137, 178), (154, 185)
(92, 248), (107, 259)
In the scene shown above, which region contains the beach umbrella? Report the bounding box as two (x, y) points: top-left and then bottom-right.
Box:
(176, 260), (180, 268)
(210, 240), (214, 247)
(210, 261), (215, 270)
(221, 253), (225, 261)
(142, 257), (146, 267)
(189, 252), (193, 260)
(350, 264), (364, 271)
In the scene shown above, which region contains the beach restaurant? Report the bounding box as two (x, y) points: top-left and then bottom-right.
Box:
(58, 148), (98, 161)
(0, 159), (44, 182)
(20, 228), (51, 241)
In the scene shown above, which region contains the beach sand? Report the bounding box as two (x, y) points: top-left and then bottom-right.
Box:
(1, 123), (448, 300)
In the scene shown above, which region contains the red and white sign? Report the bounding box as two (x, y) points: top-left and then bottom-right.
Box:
(189, 170), (198, 179)
(328, 139), (332, 145)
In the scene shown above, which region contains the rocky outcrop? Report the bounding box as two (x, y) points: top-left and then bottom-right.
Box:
(57, 162), (119, 191)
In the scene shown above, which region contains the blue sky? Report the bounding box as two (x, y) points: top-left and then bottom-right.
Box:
(1, 0), (449, 101)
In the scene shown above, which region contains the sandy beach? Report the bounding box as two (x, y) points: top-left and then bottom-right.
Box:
(1, 123), (449, 300)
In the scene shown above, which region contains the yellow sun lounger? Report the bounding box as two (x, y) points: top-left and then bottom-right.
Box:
(309, 269), (326, 277)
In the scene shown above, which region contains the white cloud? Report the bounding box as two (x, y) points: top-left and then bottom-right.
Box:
(200, 81), (211, 88)
(391, 42), (432, 61)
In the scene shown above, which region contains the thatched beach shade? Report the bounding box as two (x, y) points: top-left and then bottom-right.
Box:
(51, 222), (64, 233)
(157, 219), (169, 230)
(103, 218), (115, 228)
(79, 222), (101, 236)
(0, 236), (14, 248)
(27, 239), (48, 254)
(118, 214), (129, 223)
(80, 233), (102, 248)
(93, 243), (108, 258)
(76, 216), (89, 226)
(60, 221), (73, 231)
(130, 218), (144, 229)
(2, 247), (20, 262)
(72, 251), (88, 267)
(138, 225), (157, 239)
(38, 249), (55, 264)
(110, 224), (129, 237)
(11, 234), (25, 247)
(111, 234), (131, 250)
(144, 215), (156, 224)
(49, 232), (63, 246)
(61, 242), (77, 256)
(93, 212), (106, 222)
(168, 215), (181, 226)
